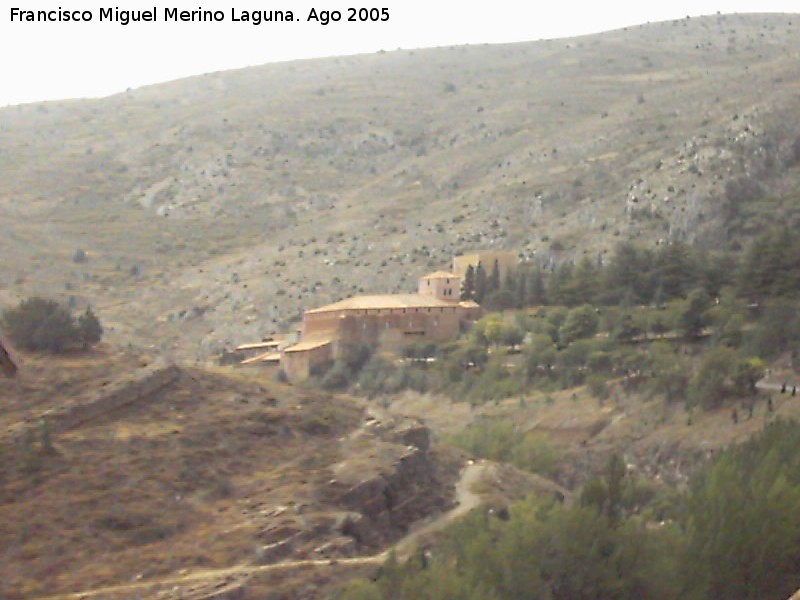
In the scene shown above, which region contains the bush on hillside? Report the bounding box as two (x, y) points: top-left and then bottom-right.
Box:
(2, 297), (103, 352)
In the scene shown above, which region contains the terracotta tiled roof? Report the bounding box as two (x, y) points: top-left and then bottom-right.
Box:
(305, 294), (456, 314)
(458, 300), (481, 308)
(420, 271), (460, 279)
(283, 339), (332, 353)
(240, 351), (281, 365)
(235, 341), (281, 351)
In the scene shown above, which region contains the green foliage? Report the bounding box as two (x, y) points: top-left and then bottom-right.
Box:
(687, 346), (737, 410)
(2, 296), (103, 352)
(474, 262), (488, 303)
(449, 418), (561, 478)
(77, 306), (103, 348)
(482, 289), (515, 311)
(613, 312), (643, 342)
(743, 298), (800, 359)
(682, 419), (800, 600)
(677, 288), (712, 339)
(687, 348), (763, 410)
(462, 354), (523, 403)
(532, 306), (568, 344)
(523, 334), (558, 383)
(357, 354), (431, 396)
(403, 342), (439, 360)
(738, 227), (800, 300)
(560, 304), (599, 345)
(730, 357), (765, 396)
(337, 420), (800, 600)
(461, 264), (475, 300)
(646, 342), (691, 403)
(342, 343), (374, 372)
(586, 375), (610, 400)
(319, 360), (353, 390)
(440, 341), (489, 385)
(339, 493), (683, 600)
(489, 259), (501, 293)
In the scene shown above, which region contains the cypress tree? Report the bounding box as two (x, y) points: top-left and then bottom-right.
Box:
(475, 262), (487, 303)
(529, 268), (546, 305)
(516, 270), (528, 309)
(461, 265), (476, 300)
(489, 259), (501, 294)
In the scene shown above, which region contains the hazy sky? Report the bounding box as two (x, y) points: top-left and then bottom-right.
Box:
(0, 0), (797, 107)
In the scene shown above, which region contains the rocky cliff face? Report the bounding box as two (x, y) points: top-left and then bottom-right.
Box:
(323, 411), (457, 548)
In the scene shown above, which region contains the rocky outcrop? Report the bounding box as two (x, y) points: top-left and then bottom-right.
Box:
(324, 413), (454, 547)
(45, 363), (181, 432)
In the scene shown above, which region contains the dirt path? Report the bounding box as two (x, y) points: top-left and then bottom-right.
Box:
(34, 462), (488, 600)
(393, 460), (485, 559)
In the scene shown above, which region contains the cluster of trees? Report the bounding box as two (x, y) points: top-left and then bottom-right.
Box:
(430, 295), (767, 407)
(448, 418), (561, 478)
(485, 228), (800, 311)
(2, 297), (103, 352)
(336, 420), (800, 600)
(520, 228), (800, 308)
(461, 259), (545, 311)
(310, 290), (776, 410)
(451, 231), (795, 312)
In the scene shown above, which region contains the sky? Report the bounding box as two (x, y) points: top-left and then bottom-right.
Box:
(0, 0), (797, 107)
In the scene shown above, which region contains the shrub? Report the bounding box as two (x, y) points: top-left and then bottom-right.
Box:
(2, 297), (104, 352)
(587, 375), (610, 400)
(77, 306), (103, 348)
(320, 360), (353, 390)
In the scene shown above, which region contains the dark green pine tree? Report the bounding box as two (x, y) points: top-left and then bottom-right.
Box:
(503, 269), (517, 296)
(529, 268), (547, 305)
(474, 262), (488, 304)
(604, 453), (626, 527)
(656, 240), (694, 300)
(516, 270), (528, 309)
(461, 265), (476, 300)
(573, 256), (599, 305)
(77, 306), (103, 349)
(489, 259), (501, 294)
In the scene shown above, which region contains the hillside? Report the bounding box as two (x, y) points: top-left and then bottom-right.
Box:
(1, 350), (486, 599)
(2, 13), (800, 361)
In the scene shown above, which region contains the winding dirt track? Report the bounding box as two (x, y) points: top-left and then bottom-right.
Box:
(34, 462), (488, 600)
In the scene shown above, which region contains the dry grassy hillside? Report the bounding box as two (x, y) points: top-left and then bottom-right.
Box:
(0, 350), (474, 599)
(1, 13), (800, 361)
